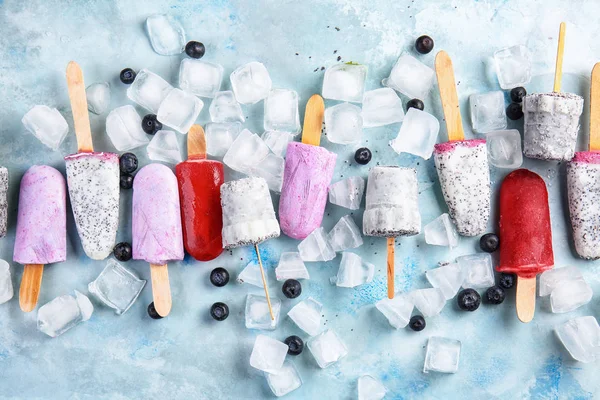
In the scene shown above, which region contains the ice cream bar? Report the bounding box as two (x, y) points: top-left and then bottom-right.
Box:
(0, 167), (7, 239)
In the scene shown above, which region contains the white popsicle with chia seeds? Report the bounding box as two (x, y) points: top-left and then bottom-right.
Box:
(0, 167), (7, 238)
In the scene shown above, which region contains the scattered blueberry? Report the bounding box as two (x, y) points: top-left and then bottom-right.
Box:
(142, 114), (163, 135)
(510, 87), (527, 103)
(486, 286), (506, 305)
(409, 315), (426, 331)
(457, 288), (481, 311)
(210, 267), (230, 287)
(119, 152), (138, 174)
(506, 102), (524, 120)
(480, 233), (499, 253)
(282, 279), (302, 299)
(406, 98), (425, 111)
(210, 302), (229, 321)
(354, 147), (372, 165)
(148, 302), (163, 319)
(120, 173), (134, 190)
(120, 68), (136, 84)
(185, 41), (206, 59)
(113, 242), (132, 262)
(284, 335), (304, 356)
(499, 273), (516, 290)
(415, 35), (434, 54)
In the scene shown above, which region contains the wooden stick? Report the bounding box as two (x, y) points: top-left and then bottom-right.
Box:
(301, 94), (325, 146)
(516, 276), (536, 323)
(255, 244), (274, 320)
(553, 22), (567, 93)
(435, 51), (465, 142)
(386, 237), (395, 299)
(187, 124), (207, 160)
(19, 264), (44, 312)
(150, 264), (172, 317)
(589, 63), (600, 151)
(66, 61), (94, 153)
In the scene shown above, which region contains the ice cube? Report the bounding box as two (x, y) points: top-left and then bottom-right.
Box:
(469, 91), (507, 134)
(179, 59), (223, 98)
(555, 316), (600, 363)
(146, 130), (182, 164)
(328, 215), (363, 252)
(287, 297), (322, 336)
(237, 261), (265, 288)
(86, 82), (111, 115)
(322, 63), (367, 103)
(425, 263), (465, 300)
(0, 259), (14, 305)
(37, 291), (93, 337)
(22, 105), (69, 151)
(375, 295), (414, 329)
(88, 259), (146, 315)
(551, 278), (593, 313)
(264, 89), (300, 133)
(105, 105), (150, 151)
(249, 334), (288, 374)
(298, 227), (336, 262)
(324, 102), (363, 144)
(223, 129), (270, 175)
(126, 69), (174, 113)
(308, 330), (348, 368)
(328, 177), (365, 210)
(389, 108), (440, 159)
(539, 266), (583, 297)
(494, 45), (532, 90)
(383, 54), (435, 100)
(423, 336), (461, 373)
(275, 252), (310, 281)
(424, 213), (459, 248)
(209, 91), (244, 123)
(145, 14), (185, 55)
(265, 360), (302, 397)
(362, 88), (405, 127)
(358, 375), (387, 400)
(230, 62), (272, 104)
(331, 252), (374, 288)
(205, 122), (242, 157)
(245, 294), (281, 330)
(261, 131), (295, 157)
(457, 253), (495, 289)
(157, 88), (204, 134)
(252, 153), (284, 193)
(75, 290), (94, 321)
(409, 288), (446, 317)
(486, 129), (523, 169)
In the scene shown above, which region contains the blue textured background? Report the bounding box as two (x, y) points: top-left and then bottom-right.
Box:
(0, 0), (599, 398)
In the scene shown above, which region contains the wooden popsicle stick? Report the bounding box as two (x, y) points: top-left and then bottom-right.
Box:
(435, 51), (465, 142)
(386, 237), (395, 299)
(255, 244), (274, 320)
(187, 124), (207, 160)
(19, 264), (44, 312)
(150, 264), (172, 317)
(516, 276), (536, 323)
(553, 22), (567, 93)
(66, 61), (94, 153)
(589, 63), (600, 151)
(301, 94), (325, 146)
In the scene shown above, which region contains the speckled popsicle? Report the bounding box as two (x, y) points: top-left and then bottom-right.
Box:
(0, 167), (7, 239)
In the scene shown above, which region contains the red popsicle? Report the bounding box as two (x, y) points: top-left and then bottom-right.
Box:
(176, 125), (224, 261)
(497, 169), (554, 323)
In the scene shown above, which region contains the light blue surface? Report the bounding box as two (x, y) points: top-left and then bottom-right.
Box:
(0, 0), (599, 398)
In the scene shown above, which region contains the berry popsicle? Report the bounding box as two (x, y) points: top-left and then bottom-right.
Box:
(176, 125), (223, 261)
(133, 163), (184, 317)
(65, 62), (119, 260)
(0, 167), (7, 239)
(497, 169), (554, 323)
(14, 166), (67, 312)
(433, 51), (491, 236)
(279, 94), (337, 239)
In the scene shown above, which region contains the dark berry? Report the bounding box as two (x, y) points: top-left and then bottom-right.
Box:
(113, 242), (132, 262)
(282, 279), (302, 299)
(120, 173), (134, 190)
(415, 35), (434, 54)
(510, 87), (527, 103)
(142, 114), (162, 135)
(120, 68), (136, 84)
(210, 267), (230, 287)
(119, 152), (138, 174)
(480, 233), (499, 253)
(406, 98), (425, 111)
(499, 273), (516, 290)
(457, 288), (481, 311)
(210, 302), (229, 321)
(354, 147), (372, 165)
(486, 286), (506, 305)
(284, 335), (304, 356)
(506, 102), (524, 120)
(185, 41), (206, 59)
(409, 315), (426, 331)
(148, 302), (163, 319)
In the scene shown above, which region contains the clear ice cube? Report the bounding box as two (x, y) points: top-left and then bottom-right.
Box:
(145, 14), (185, 56)
(298, 227), (336, 262)
(425, 263), (465, 300)
(275, 252), (310, 281)
(86, 82), (111, 115)
(126, 69), (174, 114)
(230, 62), (272, 105)
(389, 108), (440, 159)
(457, 253), (495, 289)
(265, 360), (302, 397)
(486, 129), (523, 169)
(287, 297), (322, 336)
(551, 278), (593, 313)
(423, 336), (461, 373)
(375, 295), (414, 329)
(245, 294), (281, 330)
(0, 259), (14, 305)
(261, 131), (295, 157)
(322, 63), (367, 103)
(328, 176), (365, 210)
(37, 290), (93, 338)
(209, 91), (244, 123)
(252, 153), (285, 193)
(22, 105), (69, 151)
(157, 88), (204, 134)
(264, 89), (300, 133)
(324, 102), (363, 144)
(88, 259), (146, 315)
(179, 59), (223, 98)
(539, 266), (583, 297)
(424, 213), (459, 248)
(249, 334), (288, 374)
(469, 91), (507, 133)
(555, 316), (600, 363)
(328, 215), (363, 252)
(409, 288), (446, 317)
(362, 88), (405, 127)
(223, 129), (270, 175)
(147, 130), (182, 164)
(494, 45), (532, 90)
(205, 122), (242, 157)
(105, 105), (149, 151)
(331, 252), (374, 288)
(358, 375), (387, 400)
(383, 54), (435, 100)
(237, 261), (265, 288)
(308, 329), (348, 368)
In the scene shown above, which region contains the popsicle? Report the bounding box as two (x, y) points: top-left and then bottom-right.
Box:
(279, 94), (337, 240)
(497, 169), (554, 323)
(14, 165), (67, 312)
(433, 51), (491, 236)
(523, 23), (584, 161)
(0, 167), (7, 239)
(65, 61), (120, 260)
(363, 166), (421, 298)
(176, 125), (224, 261)
(133, 163), (184, 317)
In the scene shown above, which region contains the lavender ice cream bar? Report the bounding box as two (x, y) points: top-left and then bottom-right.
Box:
(434, 140), (491, 236)
(523, 92), (584, 161)
(0, 167), (7, 238)
(65, 152), (120, 260)
(363, 166), (421, 237)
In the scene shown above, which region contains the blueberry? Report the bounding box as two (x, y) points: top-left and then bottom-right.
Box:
(354, 147), (372, 165)
(282, 279), (302, 299)
(120, 173), (134, 190)
(210, 267), (230, 287)
(480, 233), (499, 253)
(409, 315), (426, 331)
(415, 35), (434, 54)
(499, 273), (515, 290)
(406, 98), (425, 111)
(284, 335), (304, 356)
(510, 87), (527, 103)
(120, 68), (136, 84)
(119, 152), (138, 174)
(148, 302), (163, 319)
(185, 41), (206, 59)
(142, 114), (163, 135)
(113, 242), (132, 262)
(506, 102), (524, 120)
(210, 302), (229, 321)
(457, 288), (481, 311)
(486, 286), (506, 305)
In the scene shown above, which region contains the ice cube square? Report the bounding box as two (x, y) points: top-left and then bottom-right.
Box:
(425, 263), (465, 300)
(375, 295), (413, 329)
(86, 82), (111, 115)
(22, 105), (69, 151)
(237, 261), (265, 288)
(179, 59), (223, 98)
(205, 122), (242, 157)
(539, 266), (583, 297)
(551, 278), (593, 313)
(264, 89), (300, 133)
(105, 105), (150, 151)
(424, 213), (459, 248)
(555, 316), (600, 363)
(409, 288), (446, 317)
(328, 215), (363, 252)
(332, 252), (374, 288)
(249, 335), (288, 374)
(88, 259), (146, 315)
(362, 88), (405, 127)
(265, 360), (302, 397)
(157, 88), (204, 134)
(358, 375), (387, 400)
(298, 227), (336, 262)
(223, 129), (270, 175)
(486, 129), (523, 169)
(383, 54), (435, 100)
(252, 153), (285, 193)
(328, 176), (365, 210)
(145, 14), (185, 55)
(261, 131), (295, 157)
(494, 45), (532, 90)
(423, 336), (461, 373)
(37, 291), (93, 337)
(470, 91), (507, 133)
(324, 102), (363, 144)
(457, 253), (495, 289)
(230, 62), (272, 104)
(245, 294), (281, 330)
(288, 297), (322, 336)
(0, 259), (14, 305)
(308, 330), (348, 368)
(389, 108), (440, 159)
(322, 63), (367, 103)
(275, 252), (310, 281)
(147, 130), (182, 164)
(209, 91), (244, 123)
(126, 69), (174, 113)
